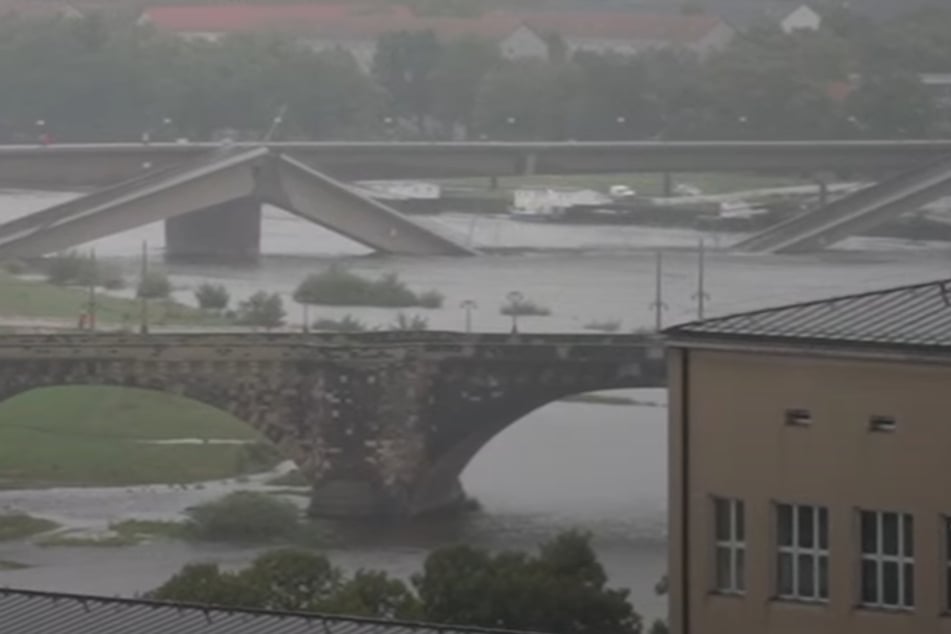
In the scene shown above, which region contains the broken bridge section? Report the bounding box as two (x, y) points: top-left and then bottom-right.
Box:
(0, 147), (476, 260)
(734, 155), (951, 254)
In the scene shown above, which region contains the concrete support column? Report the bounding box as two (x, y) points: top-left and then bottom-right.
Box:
(165, 197), (261, 261)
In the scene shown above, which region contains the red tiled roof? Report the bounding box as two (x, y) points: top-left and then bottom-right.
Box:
(141, 4), (725, 44)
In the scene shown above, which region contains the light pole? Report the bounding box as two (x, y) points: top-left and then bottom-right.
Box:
(460, 299), (477, 333)
(506, 291), (523, 334)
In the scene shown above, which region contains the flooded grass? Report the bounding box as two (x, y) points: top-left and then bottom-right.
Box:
(0, 387), (284, 487)
(0, 271), (224, 326)
(110, 519), (188, 541)
(0, 513), (59, 541)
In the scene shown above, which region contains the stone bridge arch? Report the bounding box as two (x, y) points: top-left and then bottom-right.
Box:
(386, 339), (667, 516)
(0, 333), (666, 518)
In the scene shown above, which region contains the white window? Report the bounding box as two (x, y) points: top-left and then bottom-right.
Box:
(713, 497), (745, 594)
(785, 409), (812, 426)
(869, 416), (896, 432)
(776, 503), (829, 602)
(860, 510), (914, 609)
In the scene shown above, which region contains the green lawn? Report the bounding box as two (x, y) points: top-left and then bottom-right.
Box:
(0, 386), (279, 488)
(0, 272), (225, 326)
(439, 172), (807, 196)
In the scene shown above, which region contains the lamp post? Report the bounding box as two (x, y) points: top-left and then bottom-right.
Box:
(506, 291), (523, 334)
(460, 299), (477, 333)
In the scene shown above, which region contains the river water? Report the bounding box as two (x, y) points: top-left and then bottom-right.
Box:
(0, 191), (950, 620)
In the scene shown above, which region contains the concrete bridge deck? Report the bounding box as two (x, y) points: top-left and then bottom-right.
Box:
(734, 155), (951, 254)
(0, 331), (664, 516)
(1, 140), (951, 187)
(0, 147), (475, 259)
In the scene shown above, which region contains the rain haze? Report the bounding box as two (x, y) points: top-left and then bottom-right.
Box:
(0, 1), (947, 633)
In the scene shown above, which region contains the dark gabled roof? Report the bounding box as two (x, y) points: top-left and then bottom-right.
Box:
(665, 278), (951, 351)
(0, 587), (543, 634)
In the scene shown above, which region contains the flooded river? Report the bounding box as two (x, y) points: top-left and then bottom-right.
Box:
(0, 190), (950, 620)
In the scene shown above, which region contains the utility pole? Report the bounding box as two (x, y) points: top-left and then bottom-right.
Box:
(461, 300), (477, 333)
(649, 251), (667, 332)
(692, 238), (710, 320)
(87, 248), (97, 331)
(139, 241), (149, 334)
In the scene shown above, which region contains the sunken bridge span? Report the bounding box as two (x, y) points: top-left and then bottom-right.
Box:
(0, 331), (665, 517)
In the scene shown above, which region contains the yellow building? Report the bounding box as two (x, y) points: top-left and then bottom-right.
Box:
(664, 279), (951, 634)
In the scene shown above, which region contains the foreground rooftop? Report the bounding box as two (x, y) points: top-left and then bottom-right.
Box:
(665, 278), (951, 352)
(0, 587), (539, 634)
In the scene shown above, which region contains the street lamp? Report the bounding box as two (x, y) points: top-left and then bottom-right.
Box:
(460, 299), (477, 333)
(506, 291), (523, 334)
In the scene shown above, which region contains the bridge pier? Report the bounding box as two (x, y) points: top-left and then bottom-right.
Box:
(164, 197), (261, 261)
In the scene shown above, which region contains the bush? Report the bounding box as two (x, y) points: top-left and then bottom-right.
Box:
(500, 296), (551, 317)
(294, 267), (443, 308)
(100, 265), (126, 290)
(186, 491), (300, 543)
(46, 251), (125, 288)
(237, 292), (285, 329)
(46, 251), (91, 286)
(137, 271), (172, 299)
(312, 315), (368, 332)
(1, 259), (27, 275)
(195, 283), (230, 311)
(391, 313), (429, 331)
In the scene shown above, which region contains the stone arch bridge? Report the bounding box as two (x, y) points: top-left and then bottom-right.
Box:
(0, 331), (666, 516)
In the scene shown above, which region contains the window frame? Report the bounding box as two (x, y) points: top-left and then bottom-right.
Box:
(784, 408), (813, 427)
(775, 502), (830, 603)
(868, 415), (897, 433)
(712, 496), (745, 595)
(858, 509), (914, 610)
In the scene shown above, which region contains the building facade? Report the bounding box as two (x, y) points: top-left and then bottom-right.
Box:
(665, 278), (951, 634)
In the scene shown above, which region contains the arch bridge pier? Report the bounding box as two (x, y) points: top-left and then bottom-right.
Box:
(0, 332), (666, 517)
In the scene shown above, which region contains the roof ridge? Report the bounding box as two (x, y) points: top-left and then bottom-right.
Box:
(664, 276), (951, 335)
(0, 587), (546, 634)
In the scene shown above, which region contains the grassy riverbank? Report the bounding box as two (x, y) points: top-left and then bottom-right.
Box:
(0, 386), (281, 488)
(0, 271), (224, 327)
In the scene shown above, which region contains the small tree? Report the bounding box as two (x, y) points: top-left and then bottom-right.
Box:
(237, 292), (285, 329)
(186, 492), (299, 543)
(391, 313), (429, 331)
(195, 283), (230, 312)
(137, 271), (172, 299)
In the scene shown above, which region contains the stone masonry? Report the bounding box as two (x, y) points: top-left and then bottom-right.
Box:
(0, 332), (665, 517)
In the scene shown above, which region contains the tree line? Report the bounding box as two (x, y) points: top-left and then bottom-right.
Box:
(151, 530), (659, 634)
(1, 6), (950, 143)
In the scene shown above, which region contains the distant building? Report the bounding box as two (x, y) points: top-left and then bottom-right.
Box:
(524, 12), (734, 58)
(139, 4), (735, 68)
(664, 277), (951, 634)
(138, 5), (549, 70)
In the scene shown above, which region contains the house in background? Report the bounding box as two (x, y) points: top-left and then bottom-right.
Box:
(665, 277), (951, 634)
(523, 12), (734, 58)
(139, 4), (735, 68)
(138, 5), (549, 70)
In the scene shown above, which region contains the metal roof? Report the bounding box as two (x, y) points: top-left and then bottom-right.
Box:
(0, 588), (543, 634)
(665, 278), (951, 351)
